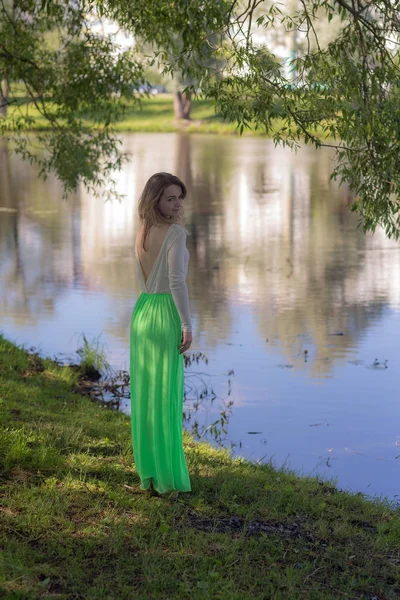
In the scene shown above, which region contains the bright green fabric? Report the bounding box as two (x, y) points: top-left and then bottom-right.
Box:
(130, 291), (191, 494)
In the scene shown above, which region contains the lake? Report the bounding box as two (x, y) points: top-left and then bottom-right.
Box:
(1, 132), (399, 505)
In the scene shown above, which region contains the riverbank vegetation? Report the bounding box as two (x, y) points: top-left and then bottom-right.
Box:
(0, 333), (399, 599)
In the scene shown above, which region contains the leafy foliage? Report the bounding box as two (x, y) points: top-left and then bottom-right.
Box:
(1, 0), (145, 200)
(1, 0), (400, 236)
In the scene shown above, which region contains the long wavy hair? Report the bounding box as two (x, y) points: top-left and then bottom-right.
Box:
(137, 172), (188, 251)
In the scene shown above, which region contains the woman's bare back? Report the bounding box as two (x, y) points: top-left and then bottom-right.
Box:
(136, 224), (173, 283)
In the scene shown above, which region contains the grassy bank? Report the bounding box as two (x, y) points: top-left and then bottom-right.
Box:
(0, 333), (399, 599)
(7, 91), (330, 138)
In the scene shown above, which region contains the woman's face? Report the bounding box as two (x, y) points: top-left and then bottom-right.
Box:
(157, 184), (184, 219)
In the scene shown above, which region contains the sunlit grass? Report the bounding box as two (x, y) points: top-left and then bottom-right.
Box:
(0, 332), (399, 599)
(6, 89), (331, 139)
(75, 332), (112, 379)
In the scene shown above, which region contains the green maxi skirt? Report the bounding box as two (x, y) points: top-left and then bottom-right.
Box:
(130, 291), (191, 494)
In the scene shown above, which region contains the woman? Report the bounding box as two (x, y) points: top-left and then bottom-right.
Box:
(130, 172), (193, 497)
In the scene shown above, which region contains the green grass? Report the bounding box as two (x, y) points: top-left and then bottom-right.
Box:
(75, 333), (112, 380)
(0, 332), (399, 599)
(6, 90), (331, 138)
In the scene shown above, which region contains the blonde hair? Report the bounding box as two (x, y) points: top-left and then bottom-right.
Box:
(138, 172), (188, 251)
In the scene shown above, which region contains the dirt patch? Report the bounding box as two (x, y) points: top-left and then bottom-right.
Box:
(8, 466), (34, 483)
(21, 352), (45, 377)
(175, 506), (329, 546)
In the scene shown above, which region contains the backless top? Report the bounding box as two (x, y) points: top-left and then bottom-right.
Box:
(135, 223), (192, 332)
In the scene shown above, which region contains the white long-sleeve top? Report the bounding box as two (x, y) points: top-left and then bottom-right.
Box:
(135, 223), (192, 332)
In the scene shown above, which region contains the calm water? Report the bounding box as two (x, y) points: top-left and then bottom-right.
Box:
(1, 133), (399, 504)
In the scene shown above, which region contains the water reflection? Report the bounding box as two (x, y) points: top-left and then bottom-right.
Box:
(1, 134), (400, 368)
(1, 133), (400, 501)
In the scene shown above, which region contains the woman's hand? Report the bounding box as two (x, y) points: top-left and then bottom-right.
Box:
(178, 330), (192, 354)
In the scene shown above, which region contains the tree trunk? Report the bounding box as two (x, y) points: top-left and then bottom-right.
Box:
(0, 78), (9, 118)
(173, 90), (191, 120)
(1, 1), (16, 118)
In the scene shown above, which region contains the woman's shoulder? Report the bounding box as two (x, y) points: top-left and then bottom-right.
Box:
(170, 223), (189, 236)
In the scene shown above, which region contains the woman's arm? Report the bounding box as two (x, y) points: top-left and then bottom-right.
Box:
(167, 230), (192, 332)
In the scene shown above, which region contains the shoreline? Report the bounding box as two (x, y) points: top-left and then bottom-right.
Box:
(1, 332), (399, 598)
